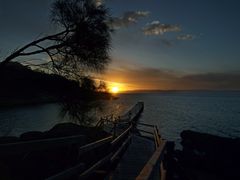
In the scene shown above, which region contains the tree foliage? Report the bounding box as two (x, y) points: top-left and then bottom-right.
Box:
(97, 81), (108, 92)
(0, 0), (111, 80)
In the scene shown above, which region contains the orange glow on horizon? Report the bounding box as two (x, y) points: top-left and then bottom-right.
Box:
(107, 82), (126, 93)
(111, 86), (119, 93)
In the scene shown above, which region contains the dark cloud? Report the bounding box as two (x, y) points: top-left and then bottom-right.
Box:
(177, 34), (196, 41)
(157, 38), (174, 47)
(143, 21), (181, 35)
(109, 11), (150, 29)
(102, 66), (240, 90)
(181, 73), (240, 89)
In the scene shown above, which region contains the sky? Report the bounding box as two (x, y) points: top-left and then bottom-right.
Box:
(0, 0), (240, 91)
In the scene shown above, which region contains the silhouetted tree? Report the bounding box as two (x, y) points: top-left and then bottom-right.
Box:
(97, 81), (108, 92)
(0, 0), (111, 80)
(81, 77), (96, 91)
(0, 0), (112, 123)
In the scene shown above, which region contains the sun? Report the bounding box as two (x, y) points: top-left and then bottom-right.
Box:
(111, 86), (119, 94)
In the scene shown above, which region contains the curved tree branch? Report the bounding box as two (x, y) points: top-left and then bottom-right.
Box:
(0, 29), (70, 68)
(0, 0), (112, 81)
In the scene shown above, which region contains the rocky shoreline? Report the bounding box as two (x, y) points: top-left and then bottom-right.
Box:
(1, 124), (240, 180)
(173, 130), (240, 180)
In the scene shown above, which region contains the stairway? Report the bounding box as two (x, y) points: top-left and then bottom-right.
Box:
(108, 135), (159, 180)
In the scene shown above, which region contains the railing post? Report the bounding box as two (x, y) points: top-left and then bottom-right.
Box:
(128, 112), (132, 121)
(113, 121), (117, 139)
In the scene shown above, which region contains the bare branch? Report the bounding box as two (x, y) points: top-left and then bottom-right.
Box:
(0, 29), (69, 66)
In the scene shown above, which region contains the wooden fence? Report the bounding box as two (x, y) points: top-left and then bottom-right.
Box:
(136, 123), (168, 180)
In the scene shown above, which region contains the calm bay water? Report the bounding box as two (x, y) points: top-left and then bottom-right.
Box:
(1, 91), (240, 144)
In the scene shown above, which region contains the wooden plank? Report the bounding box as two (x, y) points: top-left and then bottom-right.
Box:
(136, 140), (166, 180)
(153, 130), (159, 149)
(78, 136), (112, 155)
(45, 163), (85, 180)
(137, 122), (155, 128)
(95, 118), (104, 127)
(78, 153), (112, 179)
(154, 128), (161, 147)
(108, 135), (155, 180)
(137, 129), (154, 135)
(0, 135), (86, 156)
(160, 162), (167, 180)
(111, 135), (132, 162)
(111, 125), (132, 146)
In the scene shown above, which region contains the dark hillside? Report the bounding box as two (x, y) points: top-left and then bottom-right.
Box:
(0, 62), (110, 107)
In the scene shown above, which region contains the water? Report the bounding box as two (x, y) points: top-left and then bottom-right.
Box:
(1, 91), (240, 145)
(0, 104), (70, 136)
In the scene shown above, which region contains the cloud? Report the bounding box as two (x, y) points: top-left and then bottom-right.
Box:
(109, 11), (150, 29)
(177, 34), (196, 41)
(180, 73), (240, 89)
(101, 65), (240, 90)
(157, 38), (174, 47)
(94, 0), (103, 6)
(143, 21), (181, 35)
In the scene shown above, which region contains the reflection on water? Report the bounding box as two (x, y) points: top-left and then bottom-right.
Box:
(59, 100), (105, 126)
(1, 91), (240, 143)
(0, 104), (63, 136)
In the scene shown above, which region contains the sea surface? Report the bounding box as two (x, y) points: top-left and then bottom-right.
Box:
(0, 91), (240, 145)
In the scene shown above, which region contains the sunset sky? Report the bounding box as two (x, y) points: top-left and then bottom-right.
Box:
(1, 0), (240, 91)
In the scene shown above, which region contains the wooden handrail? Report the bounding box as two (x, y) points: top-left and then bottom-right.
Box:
(137, 129), (154, 135)
(135, 123), (167, 180)
(153, 131), (159, 149)
(136, 140), (166, 180)
(78, 153), (113, 179)
(46, 130), (129, 179)
(154, 127), (161, 148)
(137, 122), (155, 128)
(111, 135), (132, 162)
(97, 102), (144, 128)
(0, 135), (85, 156)
(45, 102), (143, 179)
(78, 136), (112, 155)
(111, 125), (132, 146)
(76, 123), (133, 179)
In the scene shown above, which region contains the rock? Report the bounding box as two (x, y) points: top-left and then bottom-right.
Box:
(20, 131), (44, 141)
(0, 136), (19, 144)
(178, 130), (240, 180)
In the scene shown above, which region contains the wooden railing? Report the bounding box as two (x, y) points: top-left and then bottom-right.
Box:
(136, 123), (167, 180)
(95, 102), (144, 128)
(45, 125), (133, 180)
(78, 136), (113, 155)
(46, 102), (143, 180)
(45, 121), (166, 180)
(0, 127), (133, 180)
(0, 135), (86, 156)
(0, 102), (143, 180)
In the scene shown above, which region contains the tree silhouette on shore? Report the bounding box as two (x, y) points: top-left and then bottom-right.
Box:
(0, 0), (111, 80)
(0, 0), (113, 123)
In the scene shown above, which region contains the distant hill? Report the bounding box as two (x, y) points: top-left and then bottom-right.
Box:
(0, 62), (109, 107)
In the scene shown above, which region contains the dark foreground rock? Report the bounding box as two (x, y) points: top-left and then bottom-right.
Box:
(175, 130), (240, 180)
(0, 123), (111, 180)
